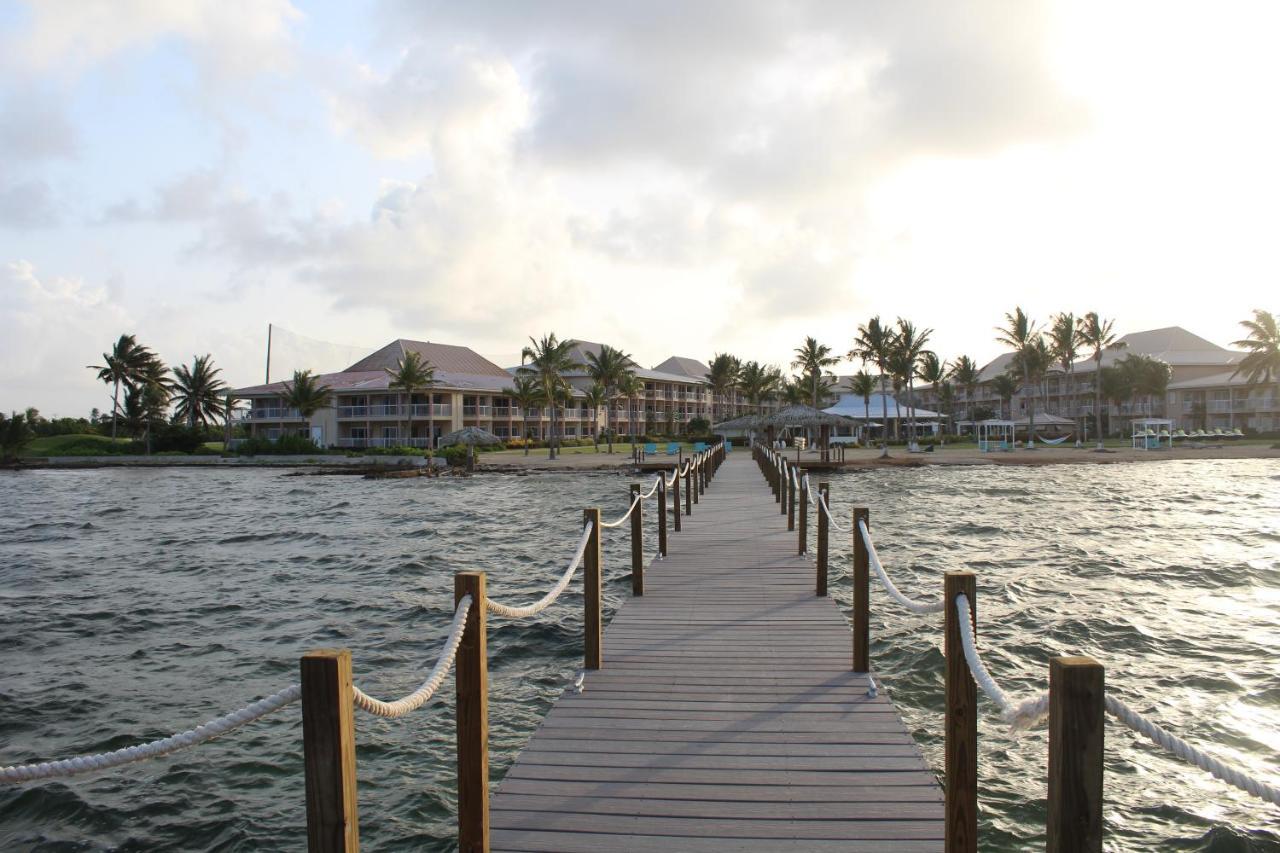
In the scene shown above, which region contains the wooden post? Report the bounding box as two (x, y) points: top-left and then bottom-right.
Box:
(657, 476), (668, 557)
(672, 467), (682, 531)
(780, 462), (788, 516)
(1047, 656), (1105, 853)
(685, 464), (694, 514)
(852, 508), (870, 671)
(630, 484), (644, 596)
(798, 476), (808, 555)
(583, 509), (602, 669)
(944, 571), (977, 853)
(816, 482), (829, 597)
(301, 649), (359, 853)
(787, 468), (796, 531)
(455, 572), (489, 853)
(693, 458), (701, 503)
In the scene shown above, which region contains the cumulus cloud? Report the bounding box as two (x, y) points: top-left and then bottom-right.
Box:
(0, 91), (78, 161)
(0, 178), (59, 227)
(99, 169), (221, 224)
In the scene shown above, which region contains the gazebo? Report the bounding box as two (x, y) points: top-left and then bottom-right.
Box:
(977, 419), (1015, 452)
(1131, 418), (1174, 450)
(760, 405), (856, 463)
(711, 414), (761, 447)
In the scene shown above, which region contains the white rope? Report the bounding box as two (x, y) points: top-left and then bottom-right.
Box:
(859, 520), (945, 615)
(0, 685), (302, 782)
(640, 476), (661, 500)
(954, 593), (1049, 730)
(1106, 694), (1280, 806)
(485, 522), (594, 618)
(600, 495), (642, 529)
(353, 594), (471, 718)
(815, 489), (853, 533)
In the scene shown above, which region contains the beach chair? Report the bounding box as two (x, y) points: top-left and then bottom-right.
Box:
(666, 442), (679, 455)
(694, 442), (707, 453)
(644, 442), (657, 455)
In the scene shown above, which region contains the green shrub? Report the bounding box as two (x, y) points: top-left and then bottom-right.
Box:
(236, 435), (326, 456)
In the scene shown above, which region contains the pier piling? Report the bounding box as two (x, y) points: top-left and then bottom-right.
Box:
(454, 572), (489, 853)
(301, 649), (360, 853)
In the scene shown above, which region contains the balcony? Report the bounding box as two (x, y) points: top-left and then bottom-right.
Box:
(245, 407), (303, 420)
(335, 437), (431, 449)
(492, 407), (518, 419)
(462, 405), (493, 418)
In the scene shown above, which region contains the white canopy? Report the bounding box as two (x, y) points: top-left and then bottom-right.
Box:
(824, 393), (941, 421)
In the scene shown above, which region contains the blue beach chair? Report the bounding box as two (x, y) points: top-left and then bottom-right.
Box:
(644, 443), (658, 455)
(666, 442), (679, 455)
(693, 442), (707, 453)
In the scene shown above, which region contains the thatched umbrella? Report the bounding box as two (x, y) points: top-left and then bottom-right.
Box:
(759, 404), (855, 461)
(711, 414), (762, 448)
(439, 426), (502, 472)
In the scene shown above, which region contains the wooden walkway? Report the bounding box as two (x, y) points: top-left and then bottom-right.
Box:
(489, 453), (944, 852)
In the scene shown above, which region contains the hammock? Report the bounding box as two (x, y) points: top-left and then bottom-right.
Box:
(1036, 433), (1072, 446)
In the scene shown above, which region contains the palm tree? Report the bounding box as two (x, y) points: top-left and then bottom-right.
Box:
(1099, 365), (1131, 434)
(996, 307), (1042, 443)
(1011, 337), (1053, 438)
(737, 361), (781, 408)
(706, 353), (741, 421)
(937, 381), (956, 435)
(781, 376), (807, 405)
(88, 334), (155, 439)
(791, 336), (840, 410)
(584, 382), (608, 451)
(617, 372), (645, 450)
(992, 373), (1018, 420)
(1231, 310), (1280, 414)
(508, 373), (541, 455)
(283, 369), (333, 446)
(520, 334), (582, 460)
(851, 317), (897, 457)
(851, 371), (876, 445)
(385, 351), (437, 448)
(893, 320), (933, 442)
(123, 358), (172, 453)
(949, 355), (981, 429)
(1049, 313), (1083, 418)
(584, 344), (633, 454)
(1079, 312), (1126, 449)
(172, 354), (228, 429)
(0, 412), (34, 463)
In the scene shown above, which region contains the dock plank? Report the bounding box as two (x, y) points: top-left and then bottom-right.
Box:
(489, 452), (942, 851)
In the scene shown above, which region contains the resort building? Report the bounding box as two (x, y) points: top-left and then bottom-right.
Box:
(909, 326), (1276, 434)
(232, 338), (778, 448)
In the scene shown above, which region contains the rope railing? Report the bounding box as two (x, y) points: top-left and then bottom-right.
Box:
(599, 494), (642, 529)
(860, 520), (945, 615)
(953, 593), (1049, 729)
(353, 595), (472, 717)
(0, 685), (303, 782)
(485, 522), (594, 617)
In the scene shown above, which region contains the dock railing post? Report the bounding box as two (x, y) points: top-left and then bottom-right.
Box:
(630, 484), (644, 596)
(583, 508), (602, 670)
(1047, 656), (1105, 853)
(944, 571), (978, 853)
(852, 508), (869, 671)
(778, 460), (787, 514)
(657, 476), (668, 557)
(787, 468), (796, 530)
(816, 482), (829, 596)
(454, 572), (489, 853)
(301, 649), (359, 853)
(672, 467), (682, 531)
(798, 475), (808, 555)
(685, 463), (694, 515)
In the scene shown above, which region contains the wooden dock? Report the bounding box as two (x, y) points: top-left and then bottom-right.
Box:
(488, 454), (944, 851)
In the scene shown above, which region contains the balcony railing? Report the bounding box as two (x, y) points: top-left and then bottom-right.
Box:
(338, 404), (452, 418)
(335, 437), (431, 449)
(245, 407), (303, 420)
(462, 405), (493, 417)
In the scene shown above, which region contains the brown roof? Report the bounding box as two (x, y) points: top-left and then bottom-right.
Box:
(652, 356), (711, 380)
(345, 340), (511, 378)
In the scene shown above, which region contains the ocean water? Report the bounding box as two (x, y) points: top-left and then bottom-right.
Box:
(0, 458), (1277, 851)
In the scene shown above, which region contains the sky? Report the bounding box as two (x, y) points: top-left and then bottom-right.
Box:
(2, 1), (1278, 416)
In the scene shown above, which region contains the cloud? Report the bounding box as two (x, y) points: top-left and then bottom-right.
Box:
(3, 0), (303, 81)
(0, 91), (78, 161)
(99, 169), (221, 224)
(0, 178), (59, 227)
(0, 260), (133, 415)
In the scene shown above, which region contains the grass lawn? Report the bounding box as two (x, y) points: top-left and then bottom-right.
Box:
(486, 441), (705, 458)
(21, 434), (133, 456)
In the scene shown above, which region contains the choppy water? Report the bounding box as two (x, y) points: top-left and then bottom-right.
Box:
(0, 459), (1277, 851)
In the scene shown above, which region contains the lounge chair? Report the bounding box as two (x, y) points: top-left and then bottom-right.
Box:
(693, 442), (707, 453)
(666, 442), (679, 455)
(644, 442), (658, 455)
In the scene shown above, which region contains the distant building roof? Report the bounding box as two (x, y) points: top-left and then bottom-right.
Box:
(1167, 369), (1251, 391)
(652, 356), (711, 381)
(345, 339), (511, 378)
(824, 393), (941, 420)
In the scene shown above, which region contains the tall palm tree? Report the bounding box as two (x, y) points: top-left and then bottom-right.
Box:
(781, 376), (807, 405)
(1231, 310), (1280, 413)
(386, 351), (437, 448)
(617, 372), (645, 450)
(706, 353), (741, 421)
(791, 336), (840, 409)
(283, 370), (333, 446)
(949, 355), (981, 429)
(1011, 337), (1053, 438)
(172, 354), (228, 430)
(1049, 313), (1083, 418)
(509, 373), (541, 455)
(584, 344), (633, 454)
(584, 382), (608, 451)
(893, 319), (933, 442)
(1079, 312), (1126, 449)
(992, 373), (1018, 420)
(520, 334), (582, 460)
(1099, 365), (1131, 433)
(123, 358), (172, 453)
(737, 361), (781, 408)
(852, 317), (897, 456)
(88, 334), (154, 439)
(938, 381), (956, 435)
(851, 371), (876, 445)
(996, 307), (1041, 443)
